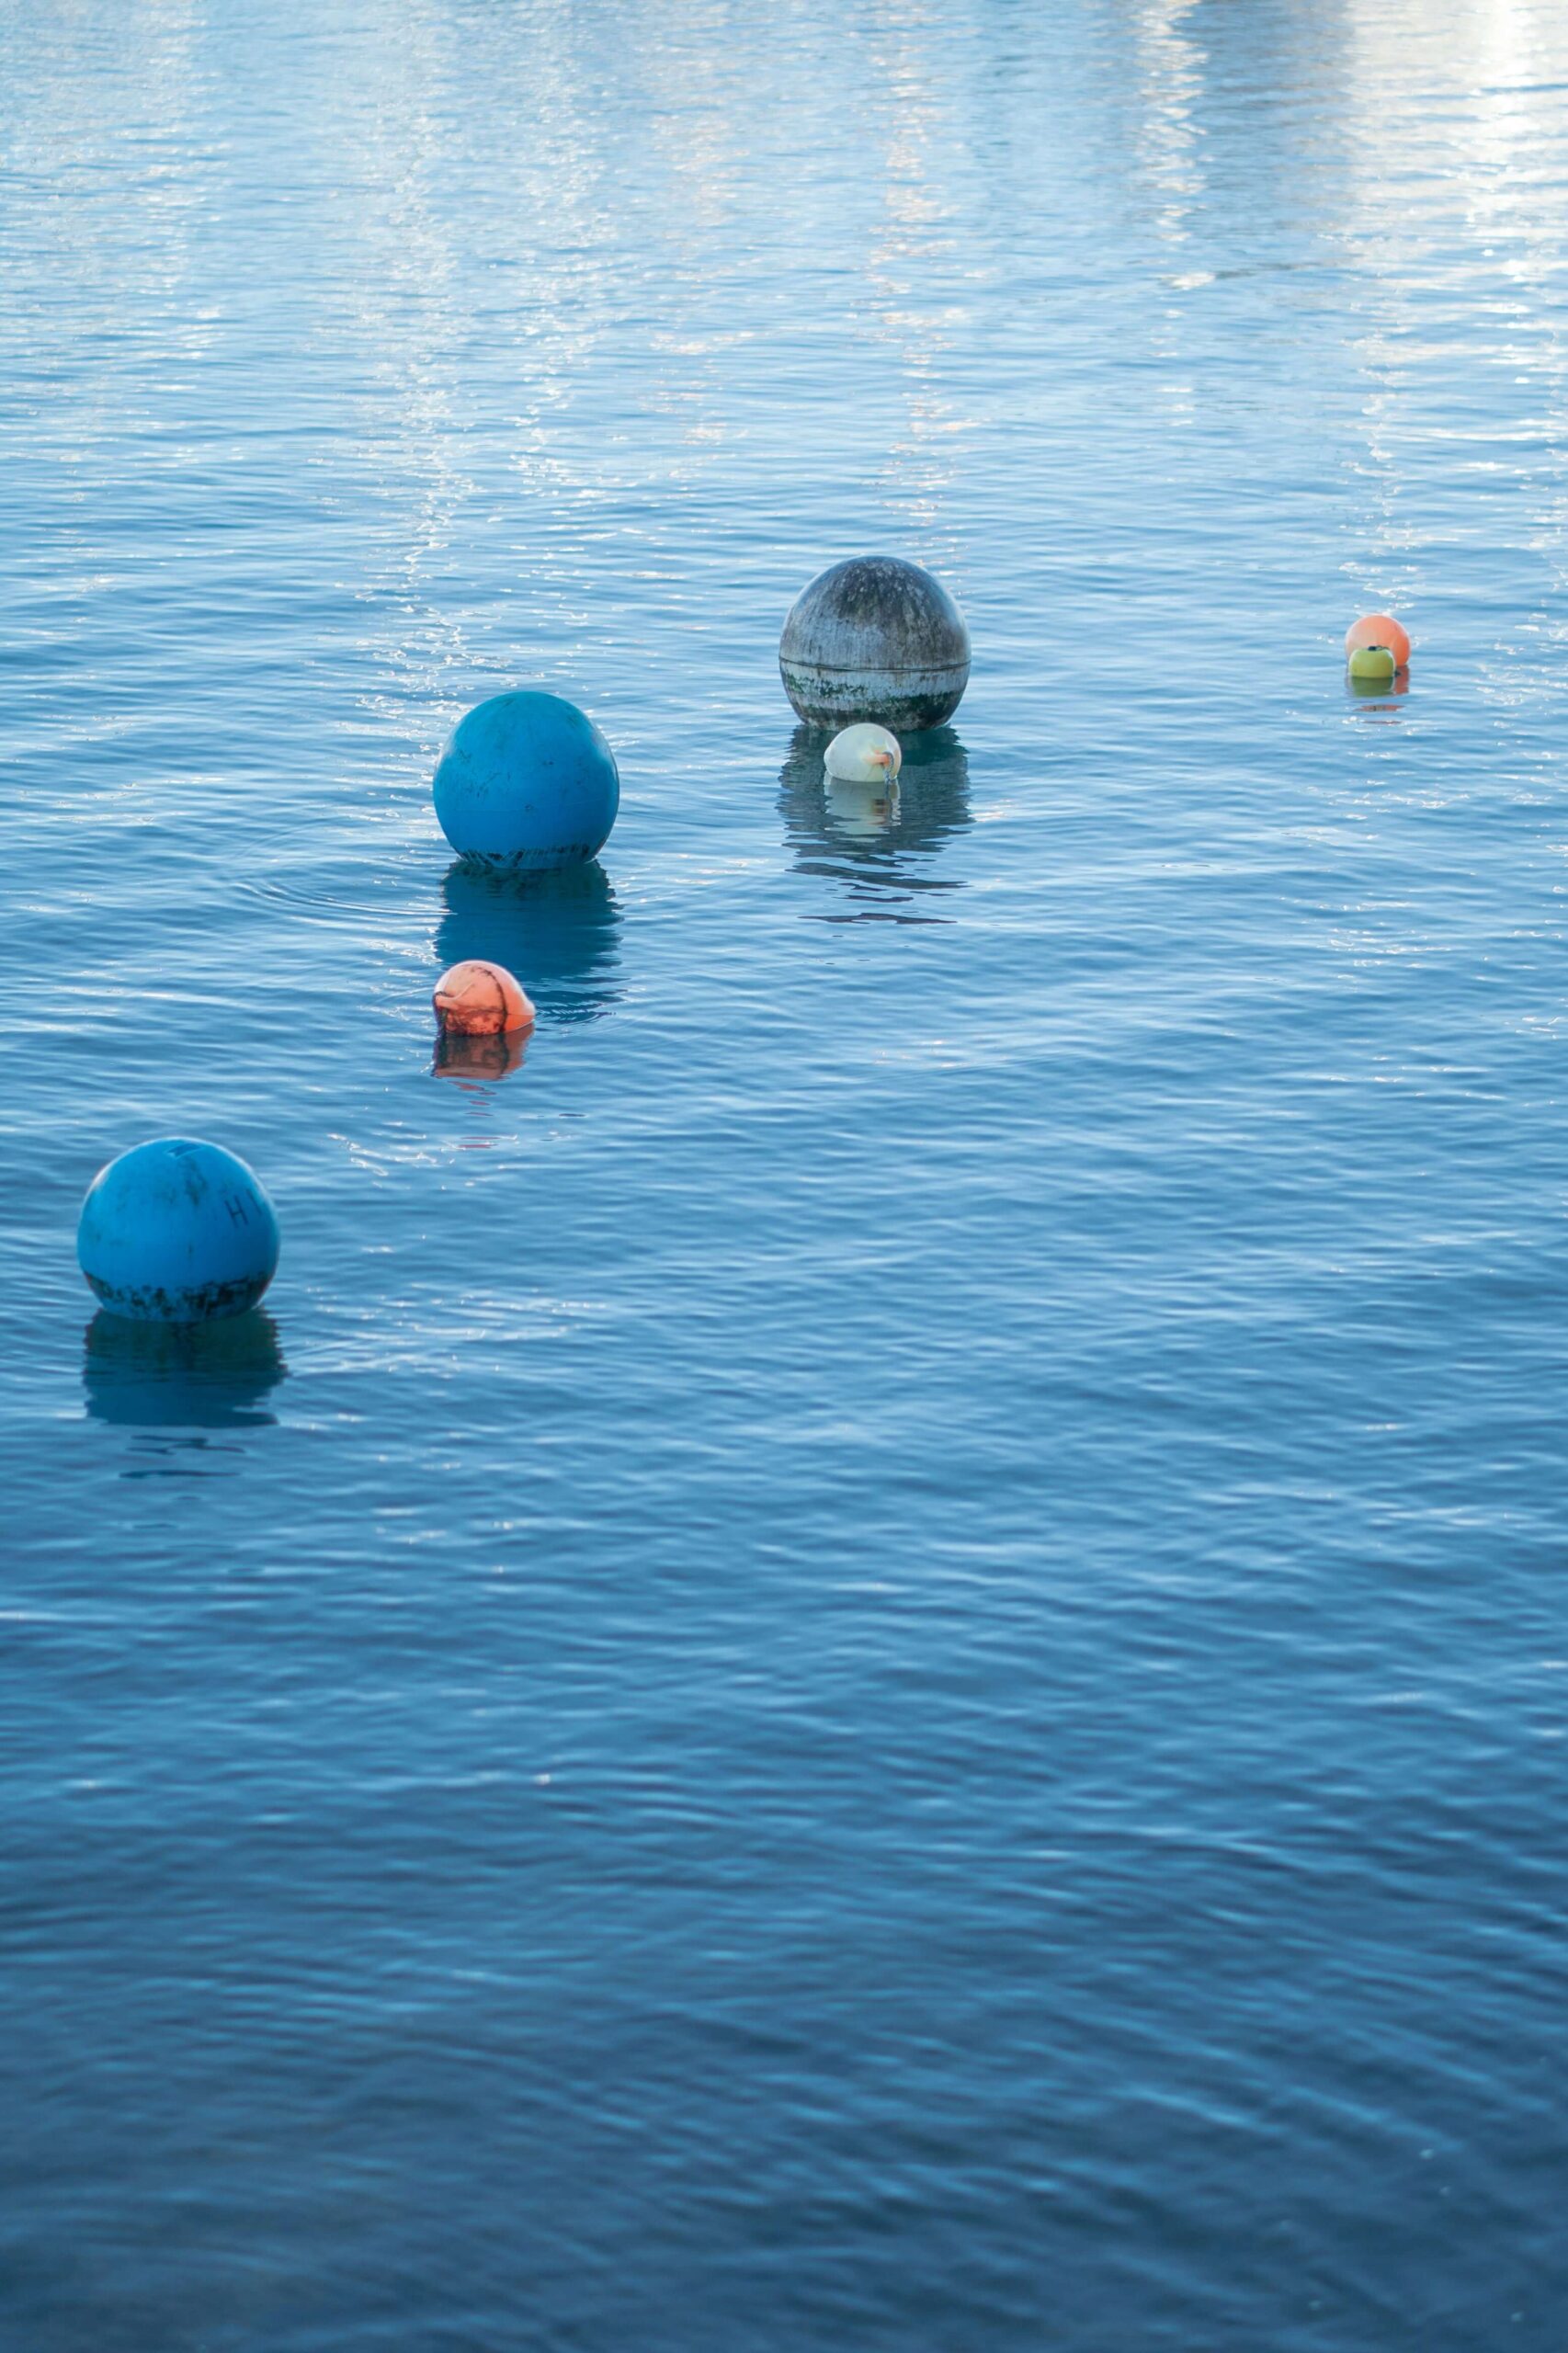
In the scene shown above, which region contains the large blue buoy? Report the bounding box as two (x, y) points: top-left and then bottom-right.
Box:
(433, 689), (619, 872)
(77, 1139), (279, 1324)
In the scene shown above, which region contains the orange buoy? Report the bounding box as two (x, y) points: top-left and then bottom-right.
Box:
(432, 959), (534, 1037)
(1345, 613), (1411, 669)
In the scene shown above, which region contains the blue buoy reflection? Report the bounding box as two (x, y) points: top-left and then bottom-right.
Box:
(83, 1308), (288, 1430)
(436, 860), (623, 1023)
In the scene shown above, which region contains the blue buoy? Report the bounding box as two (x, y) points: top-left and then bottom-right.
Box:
(432, 689), (619, 873)
(77, 1139), (279, 1324)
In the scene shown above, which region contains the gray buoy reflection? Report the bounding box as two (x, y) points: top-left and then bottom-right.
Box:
(437, 860), (622, 1023)
(83, 1308), (287, 1429)
(778, 722), (971, 920)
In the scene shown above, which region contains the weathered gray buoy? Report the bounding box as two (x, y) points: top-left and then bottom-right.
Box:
(779, 556), (970, 733)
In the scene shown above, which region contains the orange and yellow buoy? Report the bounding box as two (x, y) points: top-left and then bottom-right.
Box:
(1347, 645), (1397, 687)
(1345, 613), (1411, 670)
(432, 959), (534, 1038)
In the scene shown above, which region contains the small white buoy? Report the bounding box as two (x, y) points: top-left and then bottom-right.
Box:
(824, 722), (903, 783)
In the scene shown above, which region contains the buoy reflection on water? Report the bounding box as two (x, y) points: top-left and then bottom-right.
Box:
(83, 1307), (287, 1429)
(432, 1027), (529, 1083)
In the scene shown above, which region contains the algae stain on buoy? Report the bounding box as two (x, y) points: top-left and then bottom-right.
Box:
(77, 1139), (279, 1324)
(433, 689), (619, 873)
(780, 556), (970, 733)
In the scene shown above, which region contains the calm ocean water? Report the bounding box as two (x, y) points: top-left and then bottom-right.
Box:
(4, 0), (1568, 2343)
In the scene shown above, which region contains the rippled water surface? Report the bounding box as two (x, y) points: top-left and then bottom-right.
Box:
(5, 1), (1568, 2344)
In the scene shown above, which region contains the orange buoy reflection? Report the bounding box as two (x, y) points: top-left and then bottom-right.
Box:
(433, 1027), (528, 1082)
(433, 958), (535, 1037)
(1345, 613), (1412, 669)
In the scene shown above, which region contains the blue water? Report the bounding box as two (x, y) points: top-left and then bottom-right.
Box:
(5, 0), (1568, 2343)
